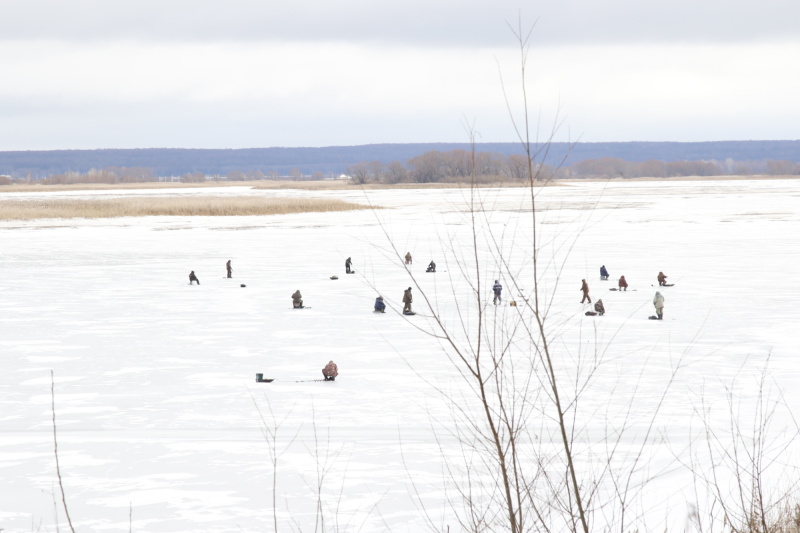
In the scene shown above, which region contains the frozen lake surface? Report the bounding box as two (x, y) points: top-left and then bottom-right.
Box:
(1, 179), (799, 532)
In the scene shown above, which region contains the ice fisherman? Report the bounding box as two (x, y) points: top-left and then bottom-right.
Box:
(426, 261), (436, 273)
(322, 360), (339, 381)
(405, 252), (413, 265)
(618, 275), (628, 291)
(226, 260), (232, 278)
(189, 271), (200, 285)
(600, 265), (609, 280)
(292, 290), (303, 308)
(402, 287), (413, 314)
(580, 279), (591, 303)
(594, 299), (605, 316)
(657, 271), (668, 286)
(374, 296), (386, 313)
(345, 257), (353, 274)
(492, 280), (503, 305)
(653, 291), (665, 320)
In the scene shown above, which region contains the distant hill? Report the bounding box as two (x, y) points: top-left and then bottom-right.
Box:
(1, 141), (798, 178)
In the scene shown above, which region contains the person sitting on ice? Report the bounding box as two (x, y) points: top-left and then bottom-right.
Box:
(600, 265), (609, 280)
(374, 296), (386, 313)
(189, 271), (200, 285)
(426, 260), (436, 273)
(618, 275), (628, 291)
(322, 360), (339, 381)
(594, 299), (605, 316)
(291, 290), (303, 308)
(657, 271), (668, 286)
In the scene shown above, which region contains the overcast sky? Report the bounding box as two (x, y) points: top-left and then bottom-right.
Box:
(1, 0), (798, 150)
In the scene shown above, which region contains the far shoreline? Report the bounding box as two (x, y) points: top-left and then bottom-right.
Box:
(0, 174), (798, 194)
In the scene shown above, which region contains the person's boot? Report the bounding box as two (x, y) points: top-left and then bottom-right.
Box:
(657, 313), (663, 320)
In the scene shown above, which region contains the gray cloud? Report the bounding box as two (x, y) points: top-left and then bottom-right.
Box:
(1, 0), (798, 46)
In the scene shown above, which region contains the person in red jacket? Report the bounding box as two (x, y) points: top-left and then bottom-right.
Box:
(322, 361), (339, 381)
(618, 275), (628, 291)
(580, 279), (591, 303)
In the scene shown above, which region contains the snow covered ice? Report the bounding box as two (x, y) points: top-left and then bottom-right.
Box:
(1, 179), (799, 531)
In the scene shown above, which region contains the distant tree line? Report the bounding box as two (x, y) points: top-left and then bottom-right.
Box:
(1, 141), (799, 179)
(343, 151), (800, 183)
(1, 152), (799, 186)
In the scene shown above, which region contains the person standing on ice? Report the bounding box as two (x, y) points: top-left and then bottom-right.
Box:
(618, 275), (628, 291)
(600, 265), (609, 280)
(189, 271), (200, 285)
(653, 291), (665, 319)
(657, 271), (668, 286)
(492, 280), (503, 305)
(405, 252), (412, 265)
(345, 257), (353, 274)
(580, 279), (591, 303)
(374, 296), (386, 313)
(226, 260), (232, 278)
(322, 360), (339, 381)
(292, 290), (303, 308)
(402, 287), (413, 314)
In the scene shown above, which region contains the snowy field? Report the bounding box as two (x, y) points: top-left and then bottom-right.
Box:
(1, 179), (799, 532)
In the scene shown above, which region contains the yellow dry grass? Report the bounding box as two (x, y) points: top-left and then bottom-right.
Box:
(0, 196), (375, 220)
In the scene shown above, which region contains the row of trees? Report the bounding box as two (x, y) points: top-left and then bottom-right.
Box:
(2, 155), (799, 187)
(346, 150), (542, 184)
(347, 151), (800, 183)
(568, 156), (800, 178)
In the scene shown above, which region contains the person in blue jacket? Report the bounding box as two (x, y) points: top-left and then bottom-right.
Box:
(600, 265), (609, 280)
(374, 296), (386, 313)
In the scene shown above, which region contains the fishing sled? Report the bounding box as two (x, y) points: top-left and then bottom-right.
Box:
(255, 374), (274, 383)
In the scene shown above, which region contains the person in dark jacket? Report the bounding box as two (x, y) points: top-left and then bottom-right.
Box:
(402, 287), (413, 313)
(426, 261), (436, 273)
(580, 279), (591, 303)
(292, 290), (303, 308)
(226, 260), (232, 278)
(322, 361), (339, 381)
(404, 252), (412, 265)
(374, 296), (386, 313)
(657, 272), (668, 286)
(492, 280), (503, 305)
(594, 299), (605, 316)
(345, 257), (353, 274)
(600, 265), (609, 280)
(618, 275), (628, 291)
(189, 271), (200, 285)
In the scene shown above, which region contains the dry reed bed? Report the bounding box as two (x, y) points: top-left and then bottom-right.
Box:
(0, 196), (375, 220)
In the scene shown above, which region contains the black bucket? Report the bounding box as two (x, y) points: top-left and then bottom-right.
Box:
(255, 373), (263, 382)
